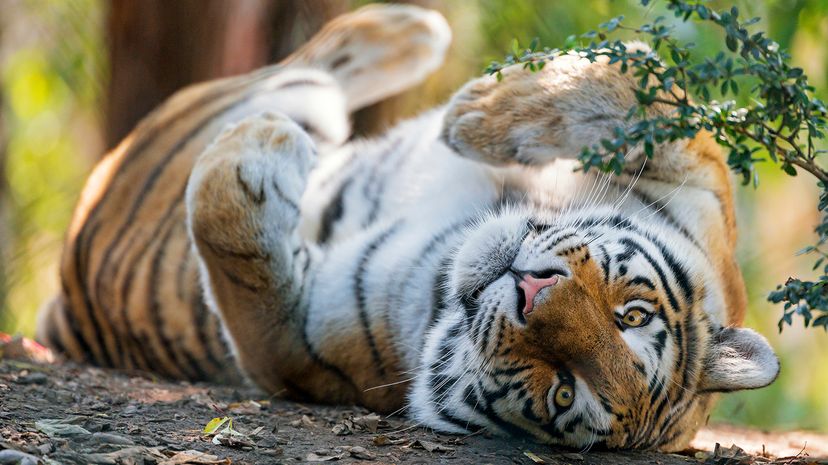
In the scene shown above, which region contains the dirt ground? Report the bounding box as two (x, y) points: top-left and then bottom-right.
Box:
(1, 357), (827, 465)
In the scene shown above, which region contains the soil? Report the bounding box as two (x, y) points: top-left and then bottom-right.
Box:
(1, 358), (827, 465)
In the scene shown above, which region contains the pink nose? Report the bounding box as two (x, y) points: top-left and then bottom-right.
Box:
(518, 274), (560, 315)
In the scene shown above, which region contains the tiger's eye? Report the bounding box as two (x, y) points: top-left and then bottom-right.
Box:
(554, 384), (575, 408)
(621, 308), (649, 327)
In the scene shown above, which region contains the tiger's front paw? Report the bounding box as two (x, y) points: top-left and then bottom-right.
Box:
(186, 112), (315, 249)
(441, 52), (650, 167)
(441, 67), (571, 166)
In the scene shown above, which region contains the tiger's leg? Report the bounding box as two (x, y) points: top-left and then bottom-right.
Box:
(185, 111), (353, 399)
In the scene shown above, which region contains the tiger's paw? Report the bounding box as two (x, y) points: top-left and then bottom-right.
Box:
(186, 112), (315, 249)
(288, 4), (451, 111)
(440, 66), (572, 167)
(441, 50), (654, 167)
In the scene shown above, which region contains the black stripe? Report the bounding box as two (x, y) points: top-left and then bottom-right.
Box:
(681, 308), (699, 389)
(489, 363), (534, 378)
(473, 380), (538, 437)
(629, 276), (656, 290)
(619, 238), (683, 313)
(354, 221), (403, 378)
(118, 192), (188, 372)
(148, 221), (198, 379)
(649, 239), (694, 305)
(192, 291), (227, 375)
(175, 238), (191, 301)
(70, 223), (113, 366)
(673, 323), (684, 372)
(317, 179), (351, 244)
(431, 320), (464, 372)
(438, 409), (483, 433)
(361, 136), (414, 226)
(599, 244), (611, 283)
(235, 165), (266, 204)
(299, 255), (362, 399)
(220, 267), (266, 293)
(58, 278), (92, 363)
(429, 255), (453, 329)
(653, 329), (668, 361)
(202, 239), (271, 262)
(476, 306), (499, 353)
(490, 316), (509, 360)
(541, 231), (578, 252)
(527, 219), (554, 234)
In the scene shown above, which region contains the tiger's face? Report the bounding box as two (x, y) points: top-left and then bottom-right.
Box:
(410, 207), (779, 450)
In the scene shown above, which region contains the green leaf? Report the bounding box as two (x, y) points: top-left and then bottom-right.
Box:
(725, 35), (738, 52)
(203, 417), (232, 436)
(511, 38), (520, 57)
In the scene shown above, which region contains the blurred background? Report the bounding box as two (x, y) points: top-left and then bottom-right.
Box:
(0, 0), (825, 433)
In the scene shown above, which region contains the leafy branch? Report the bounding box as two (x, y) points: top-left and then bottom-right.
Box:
(486, 0), (828, 331)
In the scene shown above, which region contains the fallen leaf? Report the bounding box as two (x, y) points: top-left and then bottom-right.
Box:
(352, 413), (381, 433)
(373, 435), (407, 446)
(160, 450), (231, 465)
(331, 423), (350, 436)
(227, 400), (263, 414)
(306, 451), (349, 462)
(524, 451), (546, 464)
(409, 440), (455, 453)
(211, 428), (255, 450)
(343, 446), (374, 460)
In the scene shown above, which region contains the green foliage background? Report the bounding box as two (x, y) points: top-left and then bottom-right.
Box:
(1, 0), (826, 432)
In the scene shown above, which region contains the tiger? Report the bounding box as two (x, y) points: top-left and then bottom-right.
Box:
(36, 4), (780, 451)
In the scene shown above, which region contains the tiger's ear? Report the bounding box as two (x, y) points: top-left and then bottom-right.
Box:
(698, 327), (780, 393)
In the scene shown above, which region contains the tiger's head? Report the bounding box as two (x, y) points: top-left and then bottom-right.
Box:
(410, 207), (779, 451)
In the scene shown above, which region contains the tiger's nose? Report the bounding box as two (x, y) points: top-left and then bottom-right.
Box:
(517, 272), (560, 315)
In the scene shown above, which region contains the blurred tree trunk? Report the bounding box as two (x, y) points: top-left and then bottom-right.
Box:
(0, 20), (8, 324)
(105, 0), (348, 150)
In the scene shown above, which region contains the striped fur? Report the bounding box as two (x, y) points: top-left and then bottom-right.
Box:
(38, 7), (778, 452)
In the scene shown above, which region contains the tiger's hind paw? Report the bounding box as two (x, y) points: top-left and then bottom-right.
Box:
(288, 4), (451, 112)
(187, 112), (315, 252)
